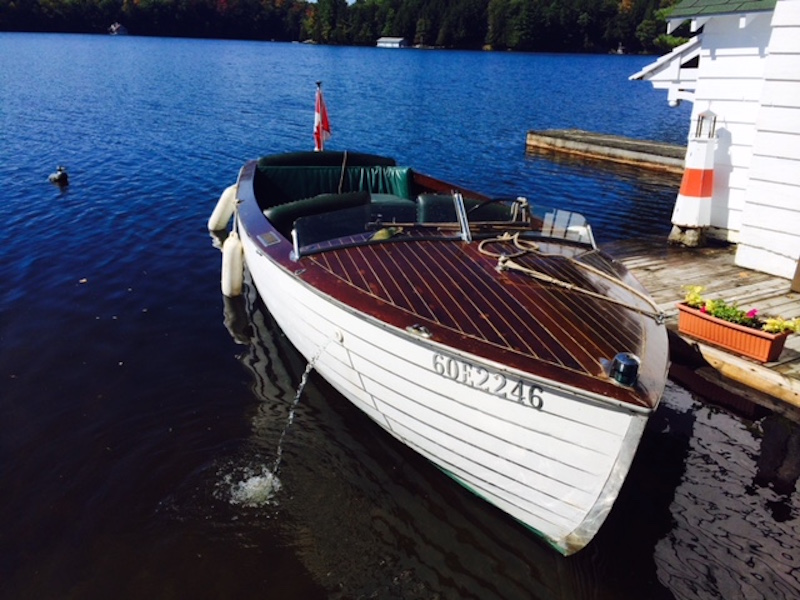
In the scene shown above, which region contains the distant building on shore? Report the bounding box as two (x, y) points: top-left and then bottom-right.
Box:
(108, 22), (127, 35)
(376, 37), (407, 49)
(631, 0), (800, 281)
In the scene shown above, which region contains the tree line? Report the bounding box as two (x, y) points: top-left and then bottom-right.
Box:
(0, 0), (687, 54)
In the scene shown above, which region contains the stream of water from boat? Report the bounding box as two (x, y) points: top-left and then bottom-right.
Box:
(228, 335), (336, 507)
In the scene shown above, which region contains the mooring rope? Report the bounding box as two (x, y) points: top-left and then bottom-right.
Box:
(479, 232), (665, 323)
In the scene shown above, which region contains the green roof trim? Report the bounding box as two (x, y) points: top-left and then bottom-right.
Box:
(668, 0), (777, 19)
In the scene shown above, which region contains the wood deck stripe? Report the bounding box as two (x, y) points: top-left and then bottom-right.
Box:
(373, 246), (457, 327)
(528, 284), (620, 368)
(314, 248), (439, 321)
(312, 240), (650, 376)
(492, 249), (644, 362)
(337, 248), (374, 297)
(436, 245), (577, 366)
(506, 280), (608, 371)
(408, 243), (504, 342)
(419, 242), (540, 352)
(342, 246), (392, 303)
(387, 243), (599, 368)
(375, 245), (446, 322)
(469, 240), (632, 363)
(384, 243), (481, 333)
(509, 257), (615, 355)
(496, 253), (631, 369)
(407, 241), (571, 365)
(526, 253), (644, 352)
(374, 247), (440, 319)
(352, 245), (406, 307)
(543, 261), (643, 353)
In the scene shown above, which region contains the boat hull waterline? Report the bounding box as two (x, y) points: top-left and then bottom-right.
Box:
(213, 150), (669, 555)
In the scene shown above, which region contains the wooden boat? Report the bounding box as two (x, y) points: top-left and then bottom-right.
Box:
(211, 150), (669, 555)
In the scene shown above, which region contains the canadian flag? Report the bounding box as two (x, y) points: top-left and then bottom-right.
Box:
(314, 83), (331, 152)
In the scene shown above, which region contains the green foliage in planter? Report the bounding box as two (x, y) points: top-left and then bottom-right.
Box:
(682, 285), (800, 334)
(702, 299), (760, 329)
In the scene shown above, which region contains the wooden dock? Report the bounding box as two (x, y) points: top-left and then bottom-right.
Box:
(606, 237), (800, 416)
(524, 128), (800, 415)
(526, 129), (685, 174)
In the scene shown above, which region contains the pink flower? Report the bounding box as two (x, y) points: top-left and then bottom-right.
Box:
(747, 309), (759, 319)
(700, 306), (707, 313)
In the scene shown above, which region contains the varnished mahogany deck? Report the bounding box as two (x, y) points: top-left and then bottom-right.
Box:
(305, 233), (658, 407)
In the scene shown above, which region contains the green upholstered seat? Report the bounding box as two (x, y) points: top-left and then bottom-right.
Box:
(264, 191), (371, 238)
(369, 193), (417, 223)
(253, 152), (414, 220)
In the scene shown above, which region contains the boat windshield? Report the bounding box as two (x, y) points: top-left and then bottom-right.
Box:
(291, 194), (594, 258)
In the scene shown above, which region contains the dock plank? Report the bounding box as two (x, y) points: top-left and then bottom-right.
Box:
(611, 236), (800, 408)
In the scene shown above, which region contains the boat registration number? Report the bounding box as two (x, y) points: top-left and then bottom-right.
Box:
(432, 353), (544, 410)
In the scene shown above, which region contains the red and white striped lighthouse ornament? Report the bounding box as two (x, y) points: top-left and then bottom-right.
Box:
(669, 109), (717, 246)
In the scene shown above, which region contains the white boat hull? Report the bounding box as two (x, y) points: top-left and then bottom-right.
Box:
(240, 224), (650, 555)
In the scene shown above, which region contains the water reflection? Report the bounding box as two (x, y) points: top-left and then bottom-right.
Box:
(517, 151), (681, 244)
(653, 394), (800, 599)
(222, 295), (252, 345)
(754, 414), (800, 503)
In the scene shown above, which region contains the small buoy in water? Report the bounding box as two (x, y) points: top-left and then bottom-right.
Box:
(221, 231), (244, 297)
(48, 165), (69, 187)
(208, 184), (238, 231)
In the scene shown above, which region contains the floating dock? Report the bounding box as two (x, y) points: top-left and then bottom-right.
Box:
(607, 237), (800, 417)
(526, 129), (685, 173)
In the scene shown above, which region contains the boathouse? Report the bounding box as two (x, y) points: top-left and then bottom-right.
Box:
(376, 37), (407, 48)
(630, 0), (800, 281)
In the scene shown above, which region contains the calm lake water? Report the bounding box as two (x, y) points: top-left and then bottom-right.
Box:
(1, 32), (799, 599)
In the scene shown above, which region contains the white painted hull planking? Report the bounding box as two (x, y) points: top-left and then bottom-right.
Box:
(240, 222), (650, 556)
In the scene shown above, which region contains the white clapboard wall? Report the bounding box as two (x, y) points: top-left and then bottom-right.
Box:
(736, 0), (800, 279)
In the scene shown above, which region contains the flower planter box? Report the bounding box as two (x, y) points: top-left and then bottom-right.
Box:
(676, 303), (790, 362)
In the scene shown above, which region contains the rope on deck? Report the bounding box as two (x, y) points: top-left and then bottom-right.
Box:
(478, 232), (666, 324)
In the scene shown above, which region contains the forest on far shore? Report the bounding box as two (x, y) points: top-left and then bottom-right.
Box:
(0, 0), (689, 54)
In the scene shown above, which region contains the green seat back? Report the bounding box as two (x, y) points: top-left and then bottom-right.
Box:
(263, 191), (371, 238)
(254, 166), (413, 208)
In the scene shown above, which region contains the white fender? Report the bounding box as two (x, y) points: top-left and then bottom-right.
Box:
(221, 231), (244, 297)
(208, 184), (238, 231)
